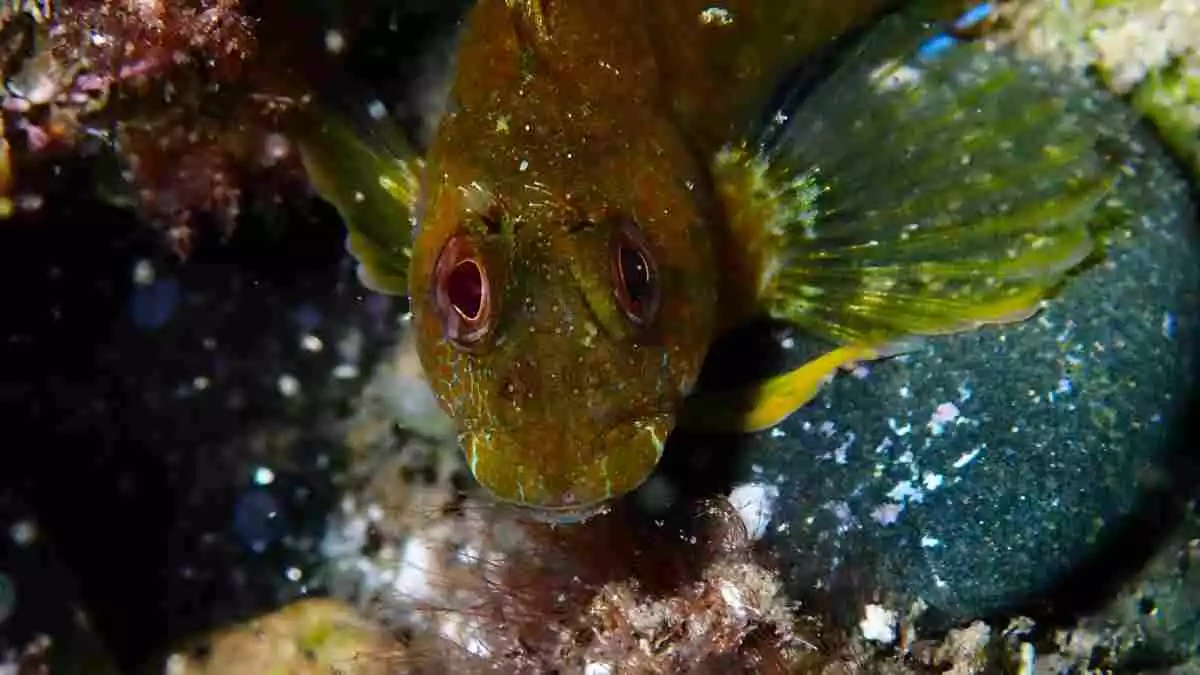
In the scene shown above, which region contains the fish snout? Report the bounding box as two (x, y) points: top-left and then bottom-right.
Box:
(462, 411), (674, 518)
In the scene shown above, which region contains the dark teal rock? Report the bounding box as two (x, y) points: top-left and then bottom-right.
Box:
(671, 96), (1199, 628)
(640, 7), (1200, 630)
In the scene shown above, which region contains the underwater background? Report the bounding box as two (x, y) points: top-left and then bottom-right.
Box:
(0, 0), (1197, 673)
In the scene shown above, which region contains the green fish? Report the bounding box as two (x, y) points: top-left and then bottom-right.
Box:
(296, 0), (1122, 521)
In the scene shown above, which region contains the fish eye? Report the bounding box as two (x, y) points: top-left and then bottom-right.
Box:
(433, 234), (492, 349)
(610, 219), (659, 327)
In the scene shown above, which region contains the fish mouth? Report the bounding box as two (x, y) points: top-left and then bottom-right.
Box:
(460, 410), (675, 513)
(518, 500), (614, 525)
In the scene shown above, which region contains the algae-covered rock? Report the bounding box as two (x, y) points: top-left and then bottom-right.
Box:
(655, 0), (1200, 632)
(704, 105), (1197, 627)
(163, 598), (401, 675)
(1001, 0), (1200, 175)
(1057, 505), (1200, 669)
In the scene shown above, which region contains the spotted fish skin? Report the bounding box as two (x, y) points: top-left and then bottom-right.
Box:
(405, 0), (889, 516)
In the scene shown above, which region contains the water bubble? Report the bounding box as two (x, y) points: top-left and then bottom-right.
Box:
(9, 520), (36, 546)
(253, 466), (275, 486)
(277, 374), (300, 397)
(132, 259), (155, 285)
(325, 29), (346, 53)
(300, 334), (324, 352)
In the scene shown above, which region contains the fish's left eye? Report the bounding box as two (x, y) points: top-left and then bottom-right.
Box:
(433, 234), (493, 349)
(610, 219), (659, 327)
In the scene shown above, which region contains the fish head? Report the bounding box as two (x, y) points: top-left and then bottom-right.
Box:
(408, 79), (721, 517)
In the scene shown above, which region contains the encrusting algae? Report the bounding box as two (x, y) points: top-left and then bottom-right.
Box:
(296, 0), (1132, 520)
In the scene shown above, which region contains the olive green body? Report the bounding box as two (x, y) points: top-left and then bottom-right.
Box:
(408, 0), (884, 513)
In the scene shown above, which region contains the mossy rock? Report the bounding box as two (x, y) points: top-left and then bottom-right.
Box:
(1001, 0), (1199, 178)
(163, 598), (401, 675)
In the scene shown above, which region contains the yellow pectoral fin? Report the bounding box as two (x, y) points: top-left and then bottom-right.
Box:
(293, 106), (421, 297)
(680, 343), (892, 434)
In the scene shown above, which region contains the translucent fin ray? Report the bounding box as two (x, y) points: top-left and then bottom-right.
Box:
(716, 4), (1127, 348)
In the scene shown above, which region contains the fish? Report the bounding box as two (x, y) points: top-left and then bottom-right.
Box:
(295, 0), (1125, 521)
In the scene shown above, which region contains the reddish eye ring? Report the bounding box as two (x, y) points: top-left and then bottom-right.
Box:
(610, 220), (659, 327)
(433, 234), (493, 349)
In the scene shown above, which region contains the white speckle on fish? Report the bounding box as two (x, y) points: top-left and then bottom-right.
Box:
(870, 61), (923, 92)
(698, 7), (734, 25)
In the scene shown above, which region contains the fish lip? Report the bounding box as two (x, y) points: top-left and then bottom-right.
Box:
(516, 500), (614, 525)
(478, 479), (617, 523)
(458, 407), (676, 511)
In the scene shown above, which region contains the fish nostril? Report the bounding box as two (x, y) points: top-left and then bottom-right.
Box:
(498, 373), (520, 402)
(498, 358), (538, 403)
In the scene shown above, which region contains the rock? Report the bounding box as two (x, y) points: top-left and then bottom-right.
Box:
(1053, 503), (1200, 669)
(1000, 0), (1200, 177)
(660, 53), (1199, 628)
(0, 186), (405, 668)
(0, 494), (122, 675)
(163, 598), (401, 675)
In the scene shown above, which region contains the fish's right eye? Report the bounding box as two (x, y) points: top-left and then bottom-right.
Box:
(433, 234), (493, 350)
(610, 219), (660, 327)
